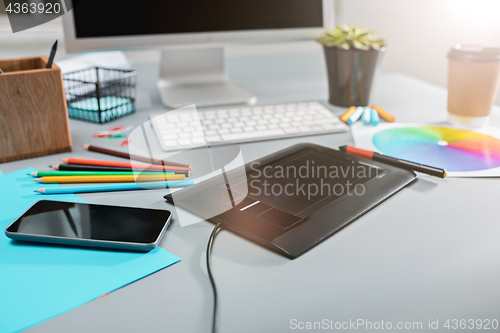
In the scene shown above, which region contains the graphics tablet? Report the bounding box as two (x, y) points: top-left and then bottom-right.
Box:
(166, 143), (416, 258)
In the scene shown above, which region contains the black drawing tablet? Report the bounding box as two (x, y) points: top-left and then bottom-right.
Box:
(166, 143), (416, 259)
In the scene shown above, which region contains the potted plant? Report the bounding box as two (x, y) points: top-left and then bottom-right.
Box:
(317, 24), (386, 107)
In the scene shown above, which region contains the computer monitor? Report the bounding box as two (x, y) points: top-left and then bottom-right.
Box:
(63, 0), (334, 108)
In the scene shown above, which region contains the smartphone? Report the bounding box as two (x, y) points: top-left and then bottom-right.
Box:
(5, 200), (172, 252)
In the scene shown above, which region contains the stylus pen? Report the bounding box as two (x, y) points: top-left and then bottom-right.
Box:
(35, 180), (194, 194)
(46, 40), (58, 68)
(339, 145), (447, 178)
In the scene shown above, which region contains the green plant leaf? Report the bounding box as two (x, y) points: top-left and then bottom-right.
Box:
(316, 24), (386, 50)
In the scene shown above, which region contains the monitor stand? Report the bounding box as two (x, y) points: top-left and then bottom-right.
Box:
(157, 47), (257, 109)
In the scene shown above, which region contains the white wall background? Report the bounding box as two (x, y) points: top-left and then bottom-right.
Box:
(335, 0), (500, 105)
(2, 0), (500, 105)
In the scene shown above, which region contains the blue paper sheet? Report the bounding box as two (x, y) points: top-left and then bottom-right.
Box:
(0, 168), (180, 333)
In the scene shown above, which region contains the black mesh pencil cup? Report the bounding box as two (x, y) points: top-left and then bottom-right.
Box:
(63, 67), (137, 123)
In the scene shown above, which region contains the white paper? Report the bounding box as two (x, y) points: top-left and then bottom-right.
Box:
(55, 51), (130, 74)
(351, 122), (500, 177)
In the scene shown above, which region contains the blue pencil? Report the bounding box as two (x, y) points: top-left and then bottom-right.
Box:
(35, 180), (194, 194)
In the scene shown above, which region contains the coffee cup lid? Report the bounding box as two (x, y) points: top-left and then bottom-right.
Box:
(448, 44), (500, 62)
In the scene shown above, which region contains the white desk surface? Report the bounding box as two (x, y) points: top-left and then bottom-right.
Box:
(2, 51), (500, 333)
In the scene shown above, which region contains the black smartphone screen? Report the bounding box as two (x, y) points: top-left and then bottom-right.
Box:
(6, 201), (171, 244)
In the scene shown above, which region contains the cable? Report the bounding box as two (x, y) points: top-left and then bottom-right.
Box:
(206, 223), (222, 333)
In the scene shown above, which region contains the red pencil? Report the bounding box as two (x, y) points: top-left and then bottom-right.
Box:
(60, 158), (191, 172)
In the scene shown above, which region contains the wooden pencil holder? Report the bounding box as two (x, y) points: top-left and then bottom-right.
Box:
(0, 56), (72, 163)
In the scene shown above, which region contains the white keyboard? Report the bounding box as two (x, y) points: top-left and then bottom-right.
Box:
(150, 101), (348, 151)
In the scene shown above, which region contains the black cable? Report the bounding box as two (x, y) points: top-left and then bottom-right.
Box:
(206, 223), (222, 333)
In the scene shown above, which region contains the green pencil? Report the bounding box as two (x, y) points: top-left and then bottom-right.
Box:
(28, 171), (175, 177)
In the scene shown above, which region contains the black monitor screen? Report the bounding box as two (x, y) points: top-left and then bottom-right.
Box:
(72, 0), (323, 38)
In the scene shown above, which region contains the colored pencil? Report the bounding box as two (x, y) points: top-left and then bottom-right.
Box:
(35, 180), (195, 194)
(29, 171), (175, 177)
(60, 158), (191, 172)
(35, 174), (185, 184)
(339, 145), (446, 178)
(82, 144), (190, 167)
(339, 106), (357, 123)
(53, 164), (190, 176)
(51, 164), (190, 176)
(371, 105), (395, 122)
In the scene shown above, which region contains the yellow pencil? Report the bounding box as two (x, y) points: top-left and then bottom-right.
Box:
(34, 174), (185, 184)
(371, 105), (395, 122)
(339, 106), (357, 123)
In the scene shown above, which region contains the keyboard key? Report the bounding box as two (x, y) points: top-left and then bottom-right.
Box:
(161, 133), (178, 140)
(321, 124), (337, 130)
(178, 138), (191, 145)
(221, 129), (285, 141)
(284, 127), (300, 134)
(206, 135), (222, 142)
(157, 123), (175, 129)
(163, 140), (178, 147)
(192, 137), (207, 144)
(244, 126), (256, 132)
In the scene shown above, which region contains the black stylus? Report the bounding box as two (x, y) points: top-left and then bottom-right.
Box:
(46, 40), (58, 68)
(339, 145), (447, 178)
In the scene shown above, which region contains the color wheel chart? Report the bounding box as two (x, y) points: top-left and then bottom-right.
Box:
(372, 126), (500, 173)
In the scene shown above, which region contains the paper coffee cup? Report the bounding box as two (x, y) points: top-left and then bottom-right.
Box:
(447, 44), (500, 127)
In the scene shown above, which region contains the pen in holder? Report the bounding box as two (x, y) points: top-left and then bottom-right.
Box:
(0, 56), (72, 163)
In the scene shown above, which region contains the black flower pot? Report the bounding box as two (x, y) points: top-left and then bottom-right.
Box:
(323, 46), (385, 107)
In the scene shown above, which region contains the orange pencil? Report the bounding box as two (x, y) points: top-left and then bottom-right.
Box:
(339, 106), (357, 123)
(371, 105), (395, 122)
(60, 158), (191, 172)
(34, 174), (185, 184)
